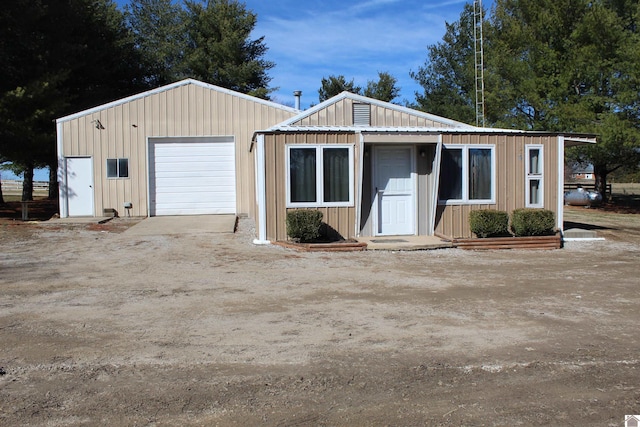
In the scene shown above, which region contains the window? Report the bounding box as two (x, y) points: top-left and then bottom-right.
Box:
(106, 158), (129, 178)
(525, 145), (543, 207)
(287, 145), (353, 207)
(438, 145), (495, 204)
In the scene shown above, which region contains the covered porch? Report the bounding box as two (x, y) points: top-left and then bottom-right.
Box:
(357, 132), (442, 239)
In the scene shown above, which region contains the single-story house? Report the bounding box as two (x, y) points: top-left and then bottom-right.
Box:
(56, 79), (298, 218)
(571, 164), (595, 181)
(251, 92), (596, 243)
(56, 79), (596, 242)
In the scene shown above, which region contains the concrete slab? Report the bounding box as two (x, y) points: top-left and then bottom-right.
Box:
(124, 215), (236, 236)
(357, 235), (454, 251)
(46, 217), (113, 224)
(563, 228), (598, 239)
(563, 228), (605, 241)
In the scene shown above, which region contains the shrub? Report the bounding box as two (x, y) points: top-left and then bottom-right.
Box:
(469, 209), (510, 238)
(510, 209), (556, 237)
(286, 210), (323, 242)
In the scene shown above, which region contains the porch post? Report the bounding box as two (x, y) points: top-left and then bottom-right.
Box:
(253, 134), (269, 244)
(355, 131), (364, 237)
(429, 135), (444, 235)
(557, 135), (565, 233)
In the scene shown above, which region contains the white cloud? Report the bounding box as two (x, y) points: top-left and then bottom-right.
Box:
(246, 0), (472, 107)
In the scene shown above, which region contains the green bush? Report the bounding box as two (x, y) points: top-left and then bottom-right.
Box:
(510, 209), (556, 237)
(469, 209), (510, 238)
(286, 210), (323, 242)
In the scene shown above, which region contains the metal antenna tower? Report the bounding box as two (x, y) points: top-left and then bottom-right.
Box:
(473, 0), (486, 127)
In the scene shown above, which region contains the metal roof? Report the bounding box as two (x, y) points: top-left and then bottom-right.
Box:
(57, 78), (299, 123)
(261, 125), (597, 142)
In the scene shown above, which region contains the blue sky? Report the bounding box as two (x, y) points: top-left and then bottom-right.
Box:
(240, 0), (482, 108)
(3, 0), (492, 182)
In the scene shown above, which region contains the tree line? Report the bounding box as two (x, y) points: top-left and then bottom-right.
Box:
(412, 0), (640, 197)
(2, 0), (638, 203)
(0, 0), (275, 202)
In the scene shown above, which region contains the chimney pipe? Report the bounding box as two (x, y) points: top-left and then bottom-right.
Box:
(293, 90), (302, 110)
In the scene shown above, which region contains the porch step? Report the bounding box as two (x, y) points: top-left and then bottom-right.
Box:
(358, 236), (454, 251)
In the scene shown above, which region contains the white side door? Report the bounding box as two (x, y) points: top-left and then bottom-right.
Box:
(65, 157), (94, 216)
(374, 147), (415, 235)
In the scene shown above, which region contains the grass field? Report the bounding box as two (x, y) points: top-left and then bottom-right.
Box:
(612, 182), (640, 194)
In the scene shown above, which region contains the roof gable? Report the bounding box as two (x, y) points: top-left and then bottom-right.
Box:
(274, 91), (474, 129)
(57, 78), (299, 123)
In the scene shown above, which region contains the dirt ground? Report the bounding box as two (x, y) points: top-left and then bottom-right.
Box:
(1, 207), (639, 426)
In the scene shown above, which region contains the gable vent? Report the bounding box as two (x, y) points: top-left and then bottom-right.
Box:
(353, 103), (371, 126)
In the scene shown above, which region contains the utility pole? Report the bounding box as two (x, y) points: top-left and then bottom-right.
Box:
(473, 0), (486, 127)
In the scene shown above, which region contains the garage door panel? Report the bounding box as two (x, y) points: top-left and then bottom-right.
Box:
(155, 194), (235, 204)
(155, 152), (235, 161)
(156, 188), (235, 197)
(149, 138), (236, 216)
(154, 143), (228, 155)
(155, 163), (234, 174)
(154, 176), (236, 186)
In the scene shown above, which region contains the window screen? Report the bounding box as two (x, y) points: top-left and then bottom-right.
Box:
(468, 148), (492, 200)
(439, 148), (463, 200)
(107, 158), (129, 178)
(323, 148), (349, 202)
(289, 148), (317, 203)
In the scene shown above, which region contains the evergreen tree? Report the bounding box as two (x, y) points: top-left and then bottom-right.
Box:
(0, 0), (144, 201)
(413, 0), (640, 198)
(410, 3), (477, 124)
(364, 72), (401, 103)
(125, 0), (188, 87)
(184, 0), (274, 98)
(318, 72), (401, 103)
(318, 75), (362, 102)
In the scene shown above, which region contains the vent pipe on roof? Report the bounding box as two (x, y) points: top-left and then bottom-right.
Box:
(293, 90), (302, 110)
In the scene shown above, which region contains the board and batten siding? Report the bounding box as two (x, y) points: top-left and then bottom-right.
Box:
(262, 132), (359, 242)
(290, 98), (461, 128)
(435, 133), (559, 239)
(59, 81), (297, 217)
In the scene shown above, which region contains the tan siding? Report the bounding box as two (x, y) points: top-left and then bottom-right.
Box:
(60, 82), (297, 217)
(263, 132), (358, 241)
(435, 134), (560, 238)
(291, 97), (463, 128)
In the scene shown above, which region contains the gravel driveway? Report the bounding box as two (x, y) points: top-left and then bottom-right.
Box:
(1, 209), (639, 426)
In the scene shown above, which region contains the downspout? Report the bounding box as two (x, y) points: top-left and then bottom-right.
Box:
(56, 121), (68, 218)
(253, 134), (269, 245)
(355, 131), (364, 237)
(429, 135), (443, 235)
(557, 135), (565, 233)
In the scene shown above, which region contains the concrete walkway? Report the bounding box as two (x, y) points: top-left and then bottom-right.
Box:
(124, 215), (237, 236)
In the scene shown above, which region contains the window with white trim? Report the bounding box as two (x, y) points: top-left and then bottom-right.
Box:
(525, 145), (544, 207)
(438, 145), (495, 204)
(106, 158), (129, 178)
(287, 145), (354, 207)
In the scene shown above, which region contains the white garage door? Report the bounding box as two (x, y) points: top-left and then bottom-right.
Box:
(149, 137), (236, 216)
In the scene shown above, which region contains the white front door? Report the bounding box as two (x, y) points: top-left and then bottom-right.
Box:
(374, 147), (414, 235)
(65, 157), (94, 216)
